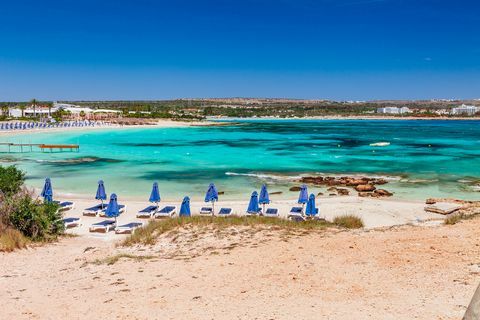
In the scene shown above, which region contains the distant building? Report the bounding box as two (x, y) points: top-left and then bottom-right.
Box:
(376, 107), (411, 114)
(451, 104), (478, 116)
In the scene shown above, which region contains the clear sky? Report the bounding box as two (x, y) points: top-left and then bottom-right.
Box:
(0, 0), (479, 101)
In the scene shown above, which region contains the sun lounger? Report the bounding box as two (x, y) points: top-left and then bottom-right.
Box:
(218, 208), (232, 216)
(136, 205), (158, 218)
(289, 207), (304, 216)
(199, 207), (214, 215)
(115, 222), (143, 234)
(55, 201), (75, 212)
(154, 206), (176, 218)
(89, 220), (116, 233)
(83, 203), (108, 216)
(263, 208), (279, 217)
(246, 208), (262, 216)
(63, 217), (81, 228)
(98, 204), (127, 217)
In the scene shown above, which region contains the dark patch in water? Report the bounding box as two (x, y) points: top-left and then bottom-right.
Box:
(41, 156), (124, 167)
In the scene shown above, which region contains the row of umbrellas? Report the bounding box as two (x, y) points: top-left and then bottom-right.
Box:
(0, 120), (102, 130)
(41, 179), (319, 218)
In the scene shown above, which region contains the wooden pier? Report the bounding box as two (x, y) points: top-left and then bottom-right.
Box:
(0, 143), (79, 153)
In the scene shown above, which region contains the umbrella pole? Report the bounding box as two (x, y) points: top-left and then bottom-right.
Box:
(263, 203), (266, 216)
(212, 201), (215, 216)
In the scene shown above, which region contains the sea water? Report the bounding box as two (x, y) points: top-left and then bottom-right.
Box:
(2, 119), (480, 201)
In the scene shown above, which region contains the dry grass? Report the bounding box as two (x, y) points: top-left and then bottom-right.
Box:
(444, 213), (463, 225)
(0, 228), (29, 252)
(122, 216), (332, 247)
(332, 215), (364, 229)
(92, 253), (156, 265)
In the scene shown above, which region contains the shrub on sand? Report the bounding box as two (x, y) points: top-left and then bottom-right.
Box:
(333, 215), (364, 229)
(444, 213), (463, 225)
(0, 227), (28, 252)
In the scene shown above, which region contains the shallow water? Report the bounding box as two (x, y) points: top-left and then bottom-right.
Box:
(2, 119), (480, 201)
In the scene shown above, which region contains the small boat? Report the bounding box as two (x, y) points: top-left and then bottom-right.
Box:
(369, 142), (390, 147)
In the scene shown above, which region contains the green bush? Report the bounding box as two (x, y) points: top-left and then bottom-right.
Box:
(4, 192), (63, 240)
(0, 165), (25, 197)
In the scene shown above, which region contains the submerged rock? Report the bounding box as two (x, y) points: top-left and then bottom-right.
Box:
(355, 184), (376, 192)
(374, 189), (393, 197)
(289, 186), (301, 192)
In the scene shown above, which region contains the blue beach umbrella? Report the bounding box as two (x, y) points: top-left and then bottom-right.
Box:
(259, 184), (270, 214)
(298, 184), (308, 206)
(149, 182), (161, 205)
(40, 177), (53, 202)
(179, 196), (191, 217)
(305, 193), (317, 217)
(247, 191), (260, 214)
(105, 193), (121, 224)
(205, 183), (218, 214)
(95, 180), (107, 206)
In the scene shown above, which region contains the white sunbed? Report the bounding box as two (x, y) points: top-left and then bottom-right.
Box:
(199, 207), (214, 216)
(89, 220), (117, 233)
(98, 205), (127, 217)
(136, 205), (158, 218)
(217, 208), (232, 217)
(246, 208), (262, 216)
(55, 201), (75, 212)
(83, 203), (108, 216)
(154, 206), (176, 218)
(289, 206), (304, 216)
(263, 208), (279, 217)
(115, 222), (143, 234)
(63, 217), (81, 228)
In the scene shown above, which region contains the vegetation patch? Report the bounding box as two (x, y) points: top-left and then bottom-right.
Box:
(122, 216), (333, 247)
(333, 215), (364, 229)
(92, 253), (156, 265)
(0, 165), (64, 252)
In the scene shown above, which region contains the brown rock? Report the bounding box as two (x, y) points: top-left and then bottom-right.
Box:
(425, 198), (436, 205)
(327, 187), (338, 192)
(355, 184), (376, 192)
(358, 192), (372, 197)
(374, 189), (393, 197)
(317, 192), (324, 196)
(270, 191), (283, 195)
(289, 186), (301, 192)
(336, 188), (350, 196)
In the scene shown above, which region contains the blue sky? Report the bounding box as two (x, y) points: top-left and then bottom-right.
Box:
(0, 0), (479, 101)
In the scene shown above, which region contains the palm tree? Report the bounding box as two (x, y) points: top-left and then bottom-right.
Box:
(30, 99), (37, 117)
(1, 105), (9, 117)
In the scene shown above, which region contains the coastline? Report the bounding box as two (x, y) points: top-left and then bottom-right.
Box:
(208, 115), (480, 121)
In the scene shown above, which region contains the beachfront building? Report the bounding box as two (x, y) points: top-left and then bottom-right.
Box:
(9, 106), (53, 118)
(451, 104), (478, 116)
(376, 107), (411, 114)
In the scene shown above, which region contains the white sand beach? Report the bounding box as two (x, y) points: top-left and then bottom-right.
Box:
(55, 195), (445, 240)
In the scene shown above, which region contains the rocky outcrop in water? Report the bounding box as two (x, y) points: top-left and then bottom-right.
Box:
(299, 176), (388, 187)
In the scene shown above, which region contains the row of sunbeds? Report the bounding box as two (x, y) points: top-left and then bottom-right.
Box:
(0, 120), (107, 130)
(61, 202), (320, 235)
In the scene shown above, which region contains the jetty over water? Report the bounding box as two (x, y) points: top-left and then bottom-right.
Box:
(0, 143), (79, 153)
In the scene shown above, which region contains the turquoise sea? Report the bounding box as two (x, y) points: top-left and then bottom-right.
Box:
(1, 120), (480, 201)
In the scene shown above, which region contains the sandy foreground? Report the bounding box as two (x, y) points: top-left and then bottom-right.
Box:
(3, 195), (478, 319)
(1, 207), (479, 319)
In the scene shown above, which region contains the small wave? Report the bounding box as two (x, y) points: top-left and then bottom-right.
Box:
(400, 178), (439, 183)
(369, 142), (390, 147)
(225, 172), (300, 181)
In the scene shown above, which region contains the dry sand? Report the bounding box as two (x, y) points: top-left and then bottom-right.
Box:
(1, 213), (479, 319)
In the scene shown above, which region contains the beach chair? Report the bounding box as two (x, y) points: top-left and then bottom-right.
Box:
(136, 205), (158, 218)
(63, 217), (81, 229)
(217, 208), (232, 217)
(199, 207), (214, 215)
(246, 208), (262, 216)
(289, 207), (304, 216)
(83, 203), (108, 216)
(55, 201), (75, 212)
(98, 204), (126, 217)
(154, 206), (176, 218)
(89, 220), (116, 233)
(263, 208), (279, 217)
(115, 222), (143, 234)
